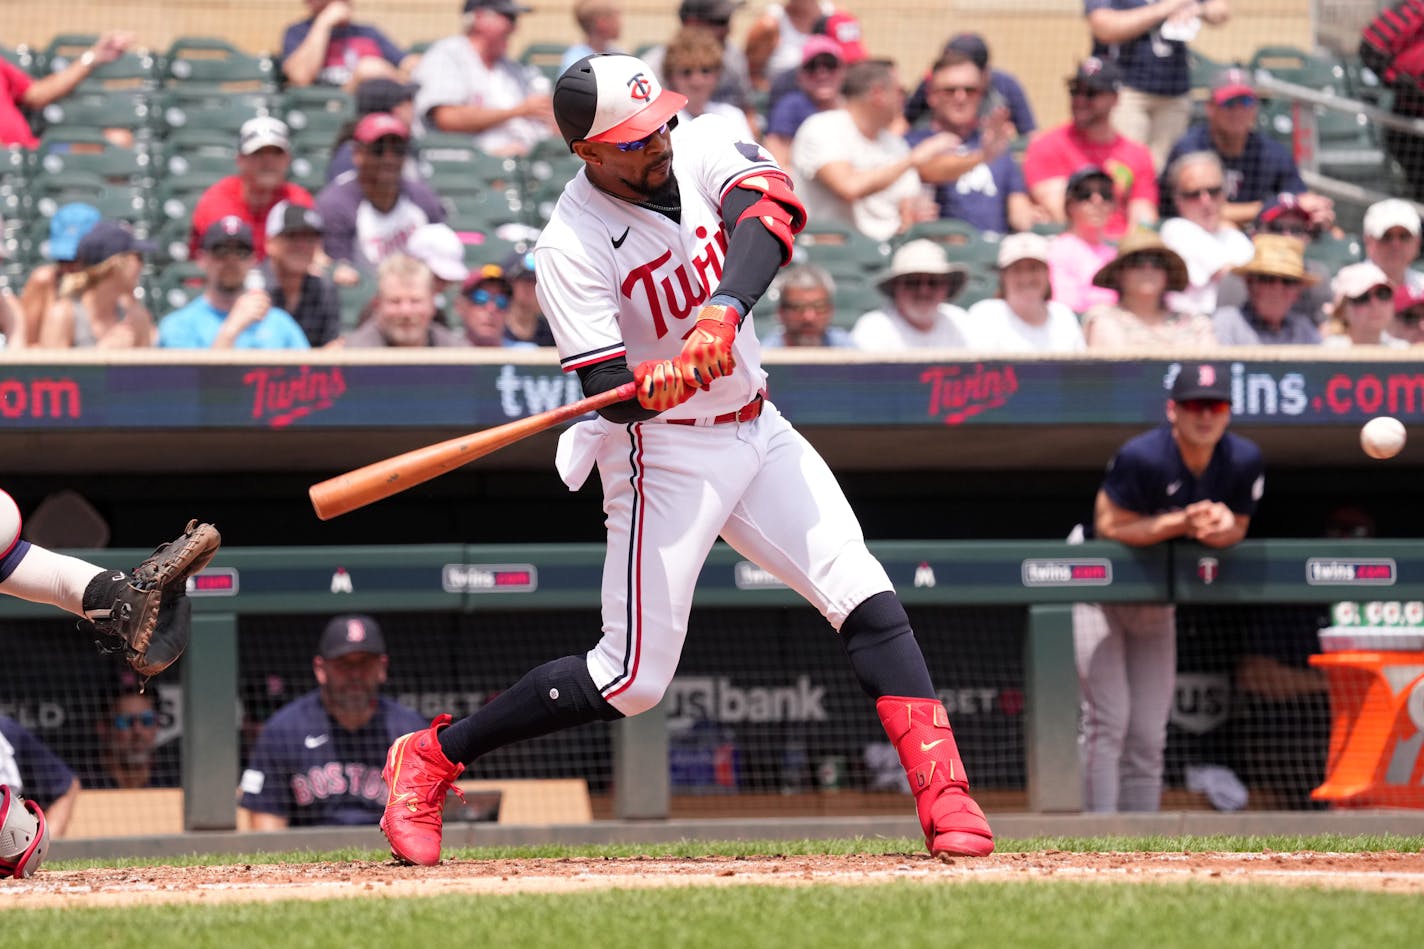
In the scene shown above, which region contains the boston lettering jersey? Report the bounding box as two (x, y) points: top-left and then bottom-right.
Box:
(534, 114), (780, 421)
(239, 691), (427, 826)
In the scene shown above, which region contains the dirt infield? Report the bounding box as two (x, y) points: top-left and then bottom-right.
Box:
(5, 851), (1424, 908)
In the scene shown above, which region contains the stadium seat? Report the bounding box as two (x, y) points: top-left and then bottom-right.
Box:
(830, 279), (883, 329)
(157, 96), (271, 140)
(900, 219), (1000, 270)
(1249, 45), (1348, 95)
(336, 272), (377, 330)
(280, 86), (354, 141)
(37, 89), (155, 139)
(149, 216), (194, 266)
(463, 235), (519, 271)
(287, 151), (329, 193)
(796, 223), (889, 277)
(32, 143), (153, 190)
(163, 36), (277, 91)
(152, 261), (206, 314)
(519, 42), (569, 83)
(956, 268), (999, 309)
(443, 189), (526, 233)
(1303, 232), (1361, 271)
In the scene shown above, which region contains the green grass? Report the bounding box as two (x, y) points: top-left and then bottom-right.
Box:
(9, 881), (1424, 949)
(45, 833), (1424, 871)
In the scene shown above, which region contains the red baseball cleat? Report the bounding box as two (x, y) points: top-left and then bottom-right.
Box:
(380, 714), (466, 866)
(876, 695), (995, 858)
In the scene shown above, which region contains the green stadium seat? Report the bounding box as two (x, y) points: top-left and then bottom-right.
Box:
(280, 86), (354, 140)
(33, 143), (153, 190)
(163, 36), (277, 91)
(830, 279), (883, 329)
(519, 42), (569, 83)
(1249, 45), (1348, 95)
(336, 272), (378, 330)
(1303, 232), (1361, 271)
(443, 189), (526, 233)
(37, 89), (155, 137)
(956, 269), (999, 309)
(287, 151), (329, 193)
(149, 216), (194, 266)
(463, 235), (519, 271)
(152, 261), (206, 315)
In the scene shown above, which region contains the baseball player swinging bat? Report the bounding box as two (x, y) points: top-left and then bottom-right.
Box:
(308, 381), (637, 520)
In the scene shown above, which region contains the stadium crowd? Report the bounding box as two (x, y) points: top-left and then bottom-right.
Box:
(0, 0), (1418, 356)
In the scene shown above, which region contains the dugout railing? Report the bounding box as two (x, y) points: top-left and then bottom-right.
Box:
(5, 537), (1423, 830)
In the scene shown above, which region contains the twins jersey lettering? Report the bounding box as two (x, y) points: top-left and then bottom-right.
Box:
(535, 114), (778, 421)
(240, 691), (427, 826)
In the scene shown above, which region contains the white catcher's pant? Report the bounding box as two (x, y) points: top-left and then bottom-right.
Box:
(556, 401), (893, 716)
(1073, 601), (1177, 812)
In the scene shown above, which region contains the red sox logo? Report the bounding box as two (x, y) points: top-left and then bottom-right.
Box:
(627, 73), (653, 101)
(1195, 364), (1217, 388)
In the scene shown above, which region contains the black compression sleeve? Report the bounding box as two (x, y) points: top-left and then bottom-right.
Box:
(712, 186), (787, 316)
(577, 356), (657, 423)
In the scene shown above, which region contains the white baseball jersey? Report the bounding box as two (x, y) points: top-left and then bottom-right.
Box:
(537, 114), (893, 716)
(535, 114), (774, 421)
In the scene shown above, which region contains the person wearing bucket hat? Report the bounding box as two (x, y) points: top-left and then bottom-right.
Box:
(238, 614), (427, 829)
(38, 220), (157, 349)
(1082, 227), (1216, 350)
(964, 232), (1085, 352)
(1323, 262), (1408, 348)
(851, 239), (971, 350)
(1212, 234), (1323, 346)
(17, 202), (101, 346)
(411, 0), (554, 157)
(377, 52), (996, 869)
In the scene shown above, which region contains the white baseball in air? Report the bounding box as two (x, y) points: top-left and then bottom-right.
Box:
(1361, 416), (1407, 460)
(0, 489), (20, 551)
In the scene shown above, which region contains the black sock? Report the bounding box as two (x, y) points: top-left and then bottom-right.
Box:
(840, 591), (936, 700)
(437, 655), (623, 764)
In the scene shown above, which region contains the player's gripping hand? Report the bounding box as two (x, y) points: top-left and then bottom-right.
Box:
(678, 304), (738, 389)
(634, 358), (695, 412)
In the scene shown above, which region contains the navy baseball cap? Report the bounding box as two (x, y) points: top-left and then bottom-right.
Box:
(1069, 57), (1121, 93)
(945, 33), (989, 70)
(74, 220), (156, 267)
(49, 202), (101, 262)
(1067, 164), (1114, 195)
(355, 78), (419, 115)
(319, 614), (387, 658)
(202, 215), (255, 251)
(1171, 363), (1231, 403)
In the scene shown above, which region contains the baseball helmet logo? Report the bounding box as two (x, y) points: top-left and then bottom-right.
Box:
(627, 73), (652, 101)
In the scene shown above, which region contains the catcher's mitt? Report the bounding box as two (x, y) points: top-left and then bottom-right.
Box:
(87, 520), (221, 677)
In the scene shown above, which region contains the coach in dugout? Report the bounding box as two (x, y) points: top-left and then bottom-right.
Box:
(239, 615), (426, 829)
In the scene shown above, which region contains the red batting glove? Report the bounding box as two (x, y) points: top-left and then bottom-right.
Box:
(634, 358), (693, 412)
(678, 304), (738, 389)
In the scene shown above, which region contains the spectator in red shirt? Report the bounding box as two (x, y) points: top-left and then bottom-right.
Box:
(188, 117), (314, 262)
(0, 31), (134, 148)
(1023, 57), (1158, 240)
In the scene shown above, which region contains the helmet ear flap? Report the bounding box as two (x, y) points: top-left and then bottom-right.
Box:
(0, 785), (51, 879)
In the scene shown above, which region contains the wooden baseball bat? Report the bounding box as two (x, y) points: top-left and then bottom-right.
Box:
(309, 381), (637, 520)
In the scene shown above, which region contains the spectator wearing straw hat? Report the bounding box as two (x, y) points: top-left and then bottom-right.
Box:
(850, 239), (971, 350)
(1214, 194), (1332, 324)
(1082, 227), (1216, 350)
(1212, 234), (1322, 346)
(1322, 263), (1408, 348)
(964, 233), (1086, 352)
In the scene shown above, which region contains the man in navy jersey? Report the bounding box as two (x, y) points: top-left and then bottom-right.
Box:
(1073, 362), (1264, 812)
(239, 615), (425, 829)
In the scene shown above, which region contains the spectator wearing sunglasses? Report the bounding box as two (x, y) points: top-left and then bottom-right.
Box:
(762, 263), (855, 347)
(851, 239), (971, 350)
(1159, 151), (1253, 316)
(315, 114), (447, 280)
(910, 49), (1039, 237)
(1215, 194), (1331, 324)
(1085, 0), (1232, 170)
(643, 0), (755, 115)
(1393, 282), (1424, 345)
(764, 35), (846, 169)
(159, 218), (311, 350)
(413, 0), (555, 157)
(1082, 227), (1216, 349)
(457, 264), (526, 347)
(1323, 263), (1408, 348)
(1212, 235), (1322, 346)
(1023, 58), (1158, 239)
(1361, 199), (1424, 295)
(1159, 69), (1330, 229)
(82, 687), (179, 790)
(904, 33), (1036, 140)
(1048, 166), (1122, 314)
(664, 27), (756, 142)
